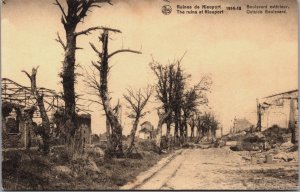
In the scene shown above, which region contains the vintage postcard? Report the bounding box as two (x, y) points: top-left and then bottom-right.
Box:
(1, 0), (298, 190)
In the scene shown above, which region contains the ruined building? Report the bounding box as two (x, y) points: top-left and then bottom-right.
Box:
(1, 78), (92, 149)
(258, 89), (298, 131)
(257, 89), (298, 143)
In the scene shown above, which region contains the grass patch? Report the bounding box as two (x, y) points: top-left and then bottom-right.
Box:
(2, 147), (167, 190)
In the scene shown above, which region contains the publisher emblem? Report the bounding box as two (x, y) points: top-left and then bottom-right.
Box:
(162, 5), (172, 15)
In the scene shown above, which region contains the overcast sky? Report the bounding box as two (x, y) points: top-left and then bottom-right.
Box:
(2, 0), (298, 135)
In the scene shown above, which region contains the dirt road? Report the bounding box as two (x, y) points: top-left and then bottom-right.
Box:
(136, 148), (298, 190)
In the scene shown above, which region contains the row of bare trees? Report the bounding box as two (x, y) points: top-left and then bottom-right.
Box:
(16, 0), (218, 159)
(150, 57), (214, 150)
(14, 0), (155, 159)
(194, 112), (219, 143)
(54, 0), (115, 158)
(17, 0), (144, 158)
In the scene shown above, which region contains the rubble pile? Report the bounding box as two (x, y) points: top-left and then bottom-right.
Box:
(224, 126), (298, 164)
(200, 136), (212, 143)
(273, 141), (298, 163)
(241, 141), (298, 164)
(240, 132), (265, 151)
(262, 125), (287, 147)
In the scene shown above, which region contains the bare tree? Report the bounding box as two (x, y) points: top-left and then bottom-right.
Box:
(150, 58), (188, 146)
(22, 67), (51, 154)
(123, 86), (153, 154)
(88, 28), (141, 157)
(150, 61), (176, 146)
(54, 0), (112, 157)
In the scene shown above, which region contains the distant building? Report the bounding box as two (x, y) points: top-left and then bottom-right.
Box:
(138, 121), (155, 140)
(232, 118), (253, 133)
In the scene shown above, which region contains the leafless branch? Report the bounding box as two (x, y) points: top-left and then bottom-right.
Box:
(178, 51), (187, 63)
(87, 99), (102, 105)
(108, 49), (142, 59)
(54, 0), (67, 20)
(123, 86), (153, 118)
(91, 61), (100, 71)
(55, 32), (66, 50)
(89, 42), (102, 56)
(76, 26), (121, 36)
(94, 0), (113, 5)
(21, 70), (31, 81)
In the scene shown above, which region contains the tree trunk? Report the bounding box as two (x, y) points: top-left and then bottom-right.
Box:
(62, 27), (82, 157)
(256, 99), (262, 132)
(106, 117), (112, 151)
(23, 68), (51, 154)
(174, 124), (179, 146)
(289, 99), (296, 144)
(126, 118), (139, 154)
(191, 125), (195, 139)
(99, 30), (123, 157)
(156, 110), (170, 152)
(174, 110), (180, 146)
(103, 99), (124, 157)
(179, 120), (184, 145)
(35, 89), (51, 154)
(166, 121), (171, 149)
(184, 120), (188, 143)
(38, 98), (51, 154)
(23, 107), (36, 149)
(197, 126), (201, 143)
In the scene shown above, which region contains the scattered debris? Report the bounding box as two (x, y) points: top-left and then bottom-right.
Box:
(85, 145), (105, 157)
(274, 151), (298, 162)
(86, 159), (101, 173)
(279, 141), (295, 152)
(53, 165), (72, 175)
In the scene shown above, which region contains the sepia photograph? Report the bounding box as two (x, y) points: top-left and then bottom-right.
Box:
(1, 0), (299, 190)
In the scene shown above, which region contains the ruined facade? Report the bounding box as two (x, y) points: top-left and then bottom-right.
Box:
(259, 90), (298, 131)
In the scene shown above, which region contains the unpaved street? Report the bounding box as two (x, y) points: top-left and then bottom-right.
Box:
(136, 148), (298, 190)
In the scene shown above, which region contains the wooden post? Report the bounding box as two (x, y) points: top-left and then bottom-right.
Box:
(289, 98), (296, 144)
(256, 98), (262, 132)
